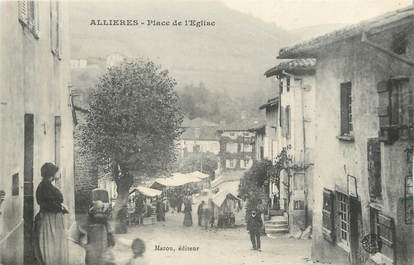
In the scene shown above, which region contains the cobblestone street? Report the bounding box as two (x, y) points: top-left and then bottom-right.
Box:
(70, 211), (312, 265)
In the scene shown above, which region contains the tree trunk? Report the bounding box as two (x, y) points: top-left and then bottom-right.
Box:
(112, 164), (133, 234)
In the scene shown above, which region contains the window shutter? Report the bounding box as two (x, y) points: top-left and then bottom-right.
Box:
(322, 189), (335, 242)
(286, 106), (291, 139)
(377, 80), (399, 144)
(340, 84), (350, 135)
(281, 108), (286, 137)
(18, 0), (28, 24)
(367, 138), (382, 200)
(377, 214), (395, 260)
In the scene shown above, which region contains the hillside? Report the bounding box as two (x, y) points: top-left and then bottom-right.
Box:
(69, 0), (295, 101)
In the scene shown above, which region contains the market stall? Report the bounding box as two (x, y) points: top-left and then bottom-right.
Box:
(210, 191), (241, 228)
(128, 186), (162, 225)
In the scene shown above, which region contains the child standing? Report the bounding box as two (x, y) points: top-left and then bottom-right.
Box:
(126, 238), (146, 265)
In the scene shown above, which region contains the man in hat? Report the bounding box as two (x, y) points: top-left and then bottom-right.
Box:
(246, 209), (263, 251)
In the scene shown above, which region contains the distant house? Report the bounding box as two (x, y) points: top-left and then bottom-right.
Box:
(264, 58), (316, 232)
(178, 118), (220, 156)
(279, 5), (414, 265)
(217, 124), (255, 173)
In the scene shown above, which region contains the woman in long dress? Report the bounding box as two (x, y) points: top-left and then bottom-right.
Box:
(183, 197), (193, 226)
(34, 162), (68, 265)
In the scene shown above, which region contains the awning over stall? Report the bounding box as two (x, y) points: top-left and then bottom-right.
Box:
(130, 186), (162, 197)
(211, 191), (240, 208)
(150, 172), (203, 189)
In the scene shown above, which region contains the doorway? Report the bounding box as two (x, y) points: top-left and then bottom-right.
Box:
(349, 197), (363, 265)
(23, 114), (34, 265)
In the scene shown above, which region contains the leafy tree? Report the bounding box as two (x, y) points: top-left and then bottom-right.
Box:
(239, 160), (273, 220)
(81, 59), (183, 233)
(177, 152), (218, 178)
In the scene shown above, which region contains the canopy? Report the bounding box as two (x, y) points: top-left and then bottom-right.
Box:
(130, 186), (162, 197)
(188, 171), (209, 180)
(211, 191), (240, 208)
(150, 172), (202, 189)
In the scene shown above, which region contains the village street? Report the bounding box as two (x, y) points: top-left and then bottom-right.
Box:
(71, 211), (312, 265)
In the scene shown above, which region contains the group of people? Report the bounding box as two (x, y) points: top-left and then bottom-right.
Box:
(130, 195), (167, 225)
(32, 162), (264, 265)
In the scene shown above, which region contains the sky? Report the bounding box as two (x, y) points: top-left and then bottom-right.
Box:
(197, 0), (413, 30)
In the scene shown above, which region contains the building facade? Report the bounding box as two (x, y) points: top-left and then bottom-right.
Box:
(217, 126), (255, 173)
(0, 1), (74, 264)
(279, 6), (414, 265)
(262, 59), (316, 232)
(178, 118), (220, 157)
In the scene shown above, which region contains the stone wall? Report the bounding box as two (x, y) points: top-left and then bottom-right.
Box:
(311, 22), (414, 265)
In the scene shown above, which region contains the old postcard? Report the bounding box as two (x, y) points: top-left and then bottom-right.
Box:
(0, 0), (413, 265)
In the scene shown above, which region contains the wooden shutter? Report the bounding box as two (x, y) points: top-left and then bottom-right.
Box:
(377, 80), (399, 144)
(340, 83), (351, 135)
(377, 214), (395, 261)
(286, 106), (291, 139)
(18, 0), (28, 24)
(322, 189), (335, 242)
(367, 138), (381, 200)
(281, 106), (286, 137)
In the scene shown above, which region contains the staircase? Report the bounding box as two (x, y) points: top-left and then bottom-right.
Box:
(265, 215), (289, 237)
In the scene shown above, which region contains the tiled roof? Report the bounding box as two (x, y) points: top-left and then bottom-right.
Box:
(264, 59), (316, 77)
(278, 5), (414, 59)
(259, 97), (279, 110)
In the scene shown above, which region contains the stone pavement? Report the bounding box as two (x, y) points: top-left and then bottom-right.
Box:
(69, 211), (313, 265)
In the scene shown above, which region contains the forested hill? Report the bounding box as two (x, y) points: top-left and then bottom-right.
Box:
(69, 0), (295, 100)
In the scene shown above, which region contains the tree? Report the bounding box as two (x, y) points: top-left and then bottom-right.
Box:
(239, 160), (273, 220)
(177, 152), (218, 178)
(81, 59), (183, 233)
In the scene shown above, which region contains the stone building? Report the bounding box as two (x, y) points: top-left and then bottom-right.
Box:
(264, 59), (316, 232)
(0, 1), (74, 264)
(279, 5), (414, 265)
(216, 124), (255, 173)
(178, 117), (220, 157)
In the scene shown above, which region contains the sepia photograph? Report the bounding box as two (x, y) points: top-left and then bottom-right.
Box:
(0, 0), (413, 265)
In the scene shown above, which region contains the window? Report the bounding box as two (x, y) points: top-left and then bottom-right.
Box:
(259, 146), (264, 160)
(377, 78), (413, 144)
(226, 159), (236, 169)
(242, 143), (252, 153)
(322, 189), (335, 242)
(12, 173), (19, 196)
(370, 210), (395, 262)
(226, 142), (238, 153)
(336, 192), (349, 246)
(50, 0), (61, 57)
(391, 31), (408, 55)
(294, 200), (304, 210)
(340, 82), (353, 136)
(286, 77), (291, 92)
(18, 0), (39, 38)
(240, 159), (245, 169)
(367, 138), (382, 201)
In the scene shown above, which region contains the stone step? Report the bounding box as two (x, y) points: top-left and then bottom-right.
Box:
(266, 227), (289, 234)
(266, 219), (287, 224)
(265, 223), (288, 229)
